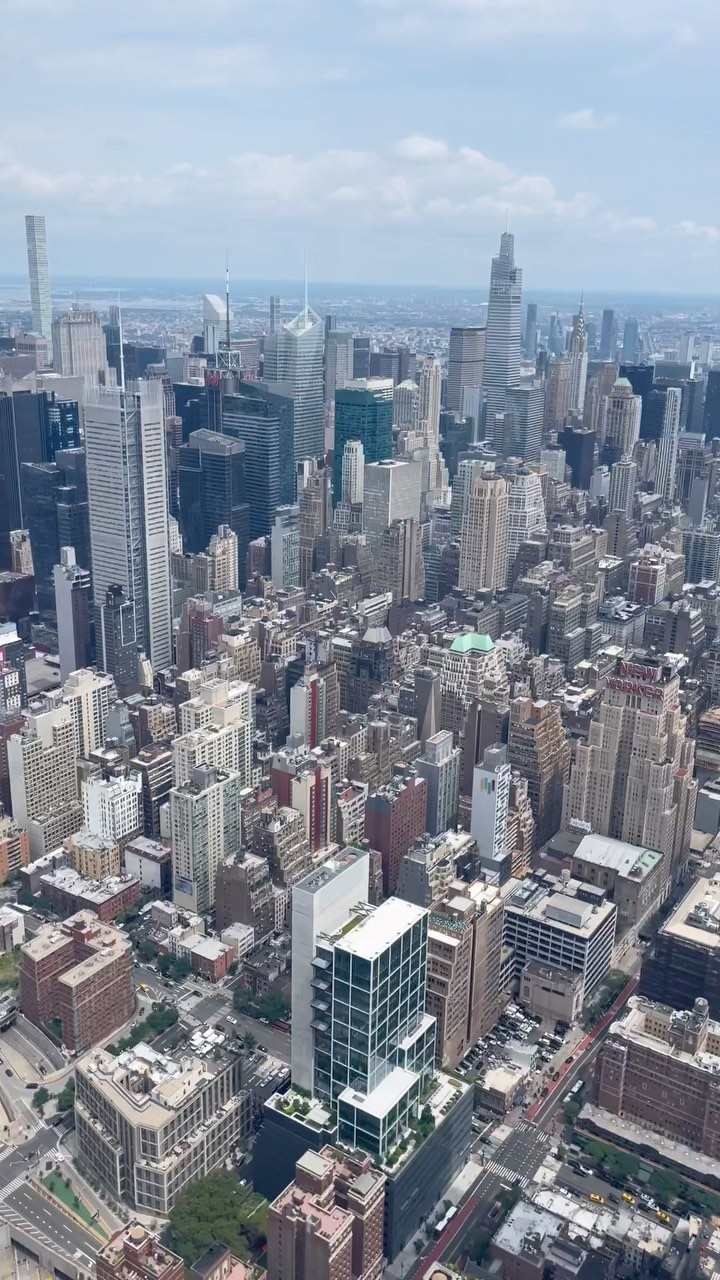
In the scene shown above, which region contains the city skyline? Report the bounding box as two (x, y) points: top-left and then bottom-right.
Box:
(3, 3), (720, 289)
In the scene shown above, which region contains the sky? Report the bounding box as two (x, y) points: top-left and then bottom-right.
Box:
(2, 0), (720, 291)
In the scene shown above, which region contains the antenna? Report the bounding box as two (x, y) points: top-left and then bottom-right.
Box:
(117, 294), (126, 393)
(304, 249), (309, 316)
(225, 250), (231, 353)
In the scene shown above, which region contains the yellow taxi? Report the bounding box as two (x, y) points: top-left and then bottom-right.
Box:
(590, 1193), (604, 1204)
(657, 1210), (670, 1223)
(622, 1192), (635, 1204)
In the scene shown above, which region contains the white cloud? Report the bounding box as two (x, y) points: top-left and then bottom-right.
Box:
(558, 108), (618, 131)
(671, 219), (720, 243)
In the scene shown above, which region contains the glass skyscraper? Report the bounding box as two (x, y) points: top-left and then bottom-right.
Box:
(482, 231), (522, 418)
(263, 302), (325, 469)
(25, 215), (52, 352)
(333, 379), (393, 503)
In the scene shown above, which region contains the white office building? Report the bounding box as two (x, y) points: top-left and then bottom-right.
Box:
(290, 847), (370, 1092)
(458, 470), (509, 592)
(84, 773), (142, 842)
(52, 309), (109, 385)
(84, 380), (172, 670)
(471, 743), (511, 878)
(341, 439), (365, 506)
(655, 386), (682, 505)
(271, 505), (300, 589)
(363, 459), (422, 540)
(171, 764), (242, 914)
(25, 215), (52, 352)
(504, 876), (617, 1002)
(608, 457), (637, 518)
(506, 469), (547, 566)
(416, 730), (462, 837)
(62, 668), (117, 758)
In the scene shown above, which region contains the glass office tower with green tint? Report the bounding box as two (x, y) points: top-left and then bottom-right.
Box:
(333, 378), (393, 503)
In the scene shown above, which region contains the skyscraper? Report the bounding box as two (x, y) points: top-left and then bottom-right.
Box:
(416, 354), (442, 446)
(324, 327), (354, 405)
(340, 439), (364, 505)
(95, 586), (139, 696)
(508, 697), (570, 846)
(447, 327), (485, 414)
(568, 302), (588, 414)
(458, 470), (509, 592)
(602, 376), (642, 463)
(608, 457), (637, 519)
(655, 385), (682, 505)
(523, 303), (538, 358)
(482, 231), (522, 419)
(333, 379), (393, 502)
(52, 309), (110, 385)
(622, 318), (639, 364)
(600, 308), (617, 360)
(506, 468), (547, 567)
(263, 300), (325, 467)
(171, 764), (242, 913)
(84, 381), (172, 670)
(177, 428), (247, 579)
(24, 215), (52, 351)
(222, 381), (295, 538)
(53, 547), (92, 680)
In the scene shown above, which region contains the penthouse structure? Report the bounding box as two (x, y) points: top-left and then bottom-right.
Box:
(268, 1146), (386, 1280)
(96, 1225), (184, 1280)
(598, 994), (720, 1159)
(19, 910), (133, 1051)
(503, 873), (617, 1003)
(75, 1039), (251, 1213)
(37, 866), (141, 922)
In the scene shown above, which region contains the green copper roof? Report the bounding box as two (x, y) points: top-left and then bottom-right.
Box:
(614, 376), (633, 388)
(450, 632), (494, 654)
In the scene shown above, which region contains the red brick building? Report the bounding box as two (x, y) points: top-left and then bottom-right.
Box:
(96, 1223), (184, 1280)
(38, 867), (141, 922)
(19, 910), (133, 1051)
(0, 814), (29, 884)
(364, 768), (427, 896)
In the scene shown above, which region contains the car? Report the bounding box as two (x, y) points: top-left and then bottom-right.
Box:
(257, 1043), (268, 1053)
(25, 1082), (38, 1090)
(39, 1065), (46, 1077)
(622, 1192), (635, 1204)
(657, 1210), (670, 1224)
(564, 1055), (575, 1065)
(590, 1194), (604, 1204)
(259, 1017), (269, 1025)
(609, 1192), (619, 1203)
(227, 1016), (238, 1025)
(4, 1069), (11, 1077)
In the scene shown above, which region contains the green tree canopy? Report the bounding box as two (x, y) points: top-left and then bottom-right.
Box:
(167, 1170), (267, 1265)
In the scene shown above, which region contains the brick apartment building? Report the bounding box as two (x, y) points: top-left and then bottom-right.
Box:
(364, 768), (427, 896)
(96, 1224), (184, 1280)
(19, 910), (133, 1051)
(268, 1146), (386, 1280)
(0, 813), (29, 884)
(598, 994), (720, 1159)
(38, 867), (141, 922)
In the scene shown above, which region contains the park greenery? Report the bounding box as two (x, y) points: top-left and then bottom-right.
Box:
(108, 1003), (178, 1055)
(575, 1135), (720, 1216)
(159, 954), (192, 982)
(56, 1079), (75, 1112)
(31, 1086), (50, 1114)
(167, 1170), (268, 1265)
(581, 969), (630, 1030)
(233, 987), (290, 1022)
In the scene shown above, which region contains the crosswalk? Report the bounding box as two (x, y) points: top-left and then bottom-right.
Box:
(484, 1159), (530, 1188)
(0, 1174), (27, 1200)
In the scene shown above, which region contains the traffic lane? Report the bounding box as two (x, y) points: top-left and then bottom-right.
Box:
(11, 1017), (65, 1070)
(7, 1184), (99, 1266)
(226, 1012), (290, 1063)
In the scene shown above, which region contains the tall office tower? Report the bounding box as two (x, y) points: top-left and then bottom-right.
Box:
(375, 517), (425, 603)
(622, 318), (639, 364)
(393, 378), (419, 428)
(290, 849), (369, 1091)
(177, 428), (247, 569)
(600, 307), (617, 360)
(171, 763), (242, 913)
(504, 385), (544, 462)
(298, 464), (332, 586)
(24, 215), (52, 351)
(324, 326), (354, 405)
(270, 505), (300, 588)
(557, 425), (596, 489)
(416, 729), (462, 836)
(129, 743), (173, 839)
(269, 294), (281, 334)
(568, 302), (588, 414)
(289, 668), (333, 750)
(446, 327), (485, 414)
(340, 438), (364, 506)
(12, 390), (80, 467)
(83, 772), (142, 845)
(702, 368), (720, 440)
(508, 696), (570, 846)
(53, 547), (92, 680)
(21, 461), (65, 615)
(363, 459), (421, 539)
(543, 357), (573, 430)
(655, 385), (682, 504)
(9, 699), (82, 855)
(201, 293), (225, 356)
(52, 309), (109, 384)
(540, 444), (566, 481)
(95, 586), (138, 697)
(506, 468), (547, 570)
(0, 395), (21, 542)
(84, 381), (172, 670)
(602, 376), (642, 462)
(458, 471), (509, 592)
(523, 303), (538, 358)
(222, 381), (295, 537)
(263, 299), (325, 465)
(310, 897), (436, 1160)
(482, 231), (522, 420)
(471, 743), (511, 881)
(174, 525), (239, 595)
(267, 1146), (385, 1280)
(333, 379), (393, 502)
(63, 667), (116, 757)
(415, 354), (442, 445)
(562, 653), (697, 887)
(0, 624), (27, 710)
(365, 771), (428, 897)
(608, 456), (637, 519)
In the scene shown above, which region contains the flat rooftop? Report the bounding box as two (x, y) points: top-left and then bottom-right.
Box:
(573, 833), (663, 880)
(295, 846), (368, 898)
(336, 896), (426, 960)
(659, 872), (720, 949)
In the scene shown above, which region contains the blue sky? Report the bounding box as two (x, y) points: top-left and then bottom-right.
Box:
(2, 0), (719, 290)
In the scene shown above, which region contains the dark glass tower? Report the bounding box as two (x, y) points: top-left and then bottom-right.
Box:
(222, 381), (296, 538)
(333, 381), (393, 503)
(177, 428), (249, 580)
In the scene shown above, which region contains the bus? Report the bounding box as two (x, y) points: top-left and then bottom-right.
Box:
(434, 1205), (458, 1238)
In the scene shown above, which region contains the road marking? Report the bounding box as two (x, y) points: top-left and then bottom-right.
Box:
(484, 1160), (529, 1188)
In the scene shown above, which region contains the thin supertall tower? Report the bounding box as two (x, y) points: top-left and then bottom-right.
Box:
(482, 231), (522, 415)
(25, 215), (52, 352)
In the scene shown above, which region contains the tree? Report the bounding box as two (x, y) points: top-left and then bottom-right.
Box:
(56, 1079), (75, 1112)
(244, 1032), (257, 1052)
(136, 939), (156, 963)
(158, 954), (174, 977)
(168, 1170), (267, 1265)
(171, 957), (192, 982)
(234, 988), (253, 1013)
(257, 991), (291, 1022)
(32, 1087), (50, 1114)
